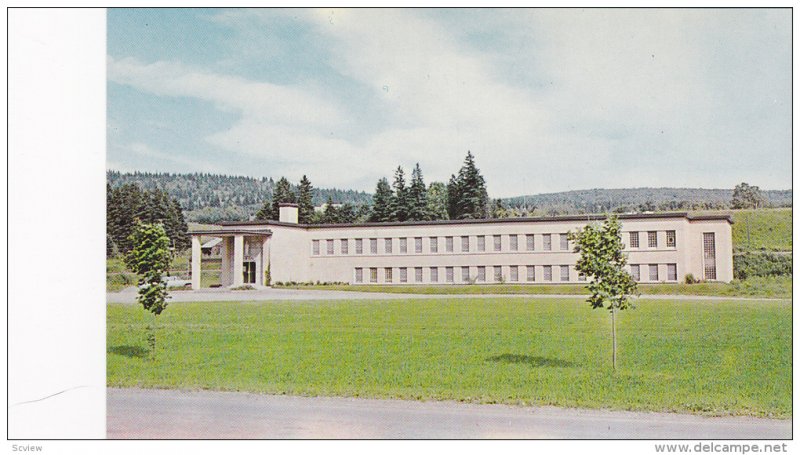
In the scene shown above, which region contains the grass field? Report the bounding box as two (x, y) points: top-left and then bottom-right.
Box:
(275, 276), (792, 298)
(728, 208), (791, 252)
(107, 297), (791, 418)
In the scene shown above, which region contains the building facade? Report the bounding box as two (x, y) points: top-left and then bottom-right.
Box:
(189, 204), (733, 289)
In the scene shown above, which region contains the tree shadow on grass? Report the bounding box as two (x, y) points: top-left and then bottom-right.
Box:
(486, 354), (576, 368)
(108, 345), (149, 359)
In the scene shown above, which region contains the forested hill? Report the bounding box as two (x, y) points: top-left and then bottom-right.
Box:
(503, 187), (792, 214)
(107, 171), (372, 223)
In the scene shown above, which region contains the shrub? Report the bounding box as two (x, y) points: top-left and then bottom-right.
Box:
(684, 273), (699, 284)
(734, 252), (792, 280)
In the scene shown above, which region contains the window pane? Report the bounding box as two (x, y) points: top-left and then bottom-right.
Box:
(400, 267), (407, 283)
(477, 266), (485, 282)
(630, 265), (640, 281)
(477, 236), (486, 251)
(446, 267), (454, 283)
(560, 265), (569, 281)
(370, 238), (377, 254)
(355, 268), (363, 283)
(543, 265), (552, 281)
(462, 267), (470, 282)
(370, 268), (378, 283)
(526, 234), (535, 251)
(649, 264), (658, 281)
(385, 238), (392, 254)
(493, 235), (502, 251)
(446, 237), (453, 252)
(400, 238), (407, 253)
(327, 239), (334, 255)
(666, 231), (676, 248)
(543, 234), (551, 251)
(526, 266), (535, 281)
(312, 240), (320, 255)
(461, 236), (470, 252)
(415, 267), (423, 282)
(385, 267), (393, 283)
(510, 266), (518, 281)
(341, 239), (349, 254)
(560, 234), (569, 251)
(510, 235), (518, 251)
(415, 237), (422, 253)
(703, 233), (716, 280)
(430, 237), (438, 253)
(494, 266), (502, 281)
(356, 239), (363, 254)
(430, 267), (438, 283)
(629, 232), (639, 248)
(667, 263), (677, 281)
(648, 231), (657, 248)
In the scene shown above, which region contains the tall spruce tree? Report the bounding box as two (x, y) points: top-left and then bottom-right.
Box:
(390, 166), (409, 222)
(407, 163), (429, 221)
(297, 175), (314, 224)
(322, 196), (338, 223)
(271, 177), (297, 219)
(370, 177), (394, 222)
(446, 173), (461, 220)
(453, 151), (489, 219)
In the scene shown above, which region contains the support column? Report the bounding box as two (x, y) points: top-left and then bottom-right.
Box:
(232, 234), (244, 287)
(262, 236), (270, 286)
(191, 236), (202, 290)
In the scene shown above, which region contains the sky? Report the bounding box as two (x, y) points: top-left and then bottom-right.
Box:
(107, 8), (792, 197)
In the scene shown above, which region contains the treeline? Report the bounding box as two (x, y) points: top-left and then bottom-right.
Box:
(257, 151), (494, 224)
(107, 170), (372, 223)
(502, 187), (792, 216)
(107, 184), (189, 257)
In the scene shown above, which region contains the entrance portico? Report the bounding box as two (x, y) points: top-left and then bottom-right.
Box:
(190, 229), (272, 289)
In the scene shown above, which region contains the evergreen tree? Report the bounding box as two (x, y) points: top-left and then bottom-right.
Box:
(491, 198), (509, 218)
(322, 196), (338, 224)
(337, 203), (358, 223)
(453, 151), (489, 219)
(370, 177), (394, 222)
(271, 177), (297, 219)
(297, 175), (314, 224)
(390, 166), (409, 222)
(255, 197), (273, 221)
(407, 163), (429, 221)
(446, 174), (461, 220)
(426, 181), (449, 221)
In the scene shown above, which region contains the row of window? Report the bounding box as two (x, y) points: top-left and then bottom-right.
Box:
(353, 263), (679, 284)
(313, 231), (677, 256)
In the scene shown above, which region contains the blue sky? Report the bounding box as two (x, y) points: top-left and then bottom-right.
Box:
(107, 8), (791, 197)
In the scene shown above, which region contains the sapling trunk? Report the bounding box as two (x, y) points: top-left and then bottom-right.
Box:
(611, 305), (617, 371)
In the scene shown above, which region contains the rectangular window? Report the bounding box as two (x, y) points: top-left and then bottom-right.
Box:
(385, 267), (393, 283)
(462, 266), (470, 282)
(399, 267), (408, 283)
(526, 266), (535, 282)
(494, 235), (502, 251)
(415, 267), (423, 283)
(543, 265), (552, 281)
(667, 230), (676, 248)
(494, 266), (503, 281)
(509, 235), (518, 251)
(703, 232), (717, 280)
(355, 268), (363, 283)
(415, 237), (423, 253)
(356, 239), (363, 254)
(526, 234), (535, 251)
(400, 238), (408, 253)
(630, 264), (640, 281)
(477, 266), (486, 282)
(461, 236), (470, 252)
(326, 239), (334, 255)
(629, 232), (639, 249)
(446, 236), (454, 252)
(312, 240), (320, 255)
(446, 267), (454, 283)
(649, 264), (659, 281)
(370, 267), (378, 283)
(648, 231), (658, 248)
(560, 234), (569, 251)
(560, 265), (569, 281)
(430, 237), (438, 253)
(477, 235), (486, 252)
(667, 263), (677, 281)
(385, 238), (393, 254)
(370, 238), (378, 254)
(509, 266), (519, 282)
(340, 239), (349, 254)
(430, 267), (438, 283)
(543, 234), (552, 251)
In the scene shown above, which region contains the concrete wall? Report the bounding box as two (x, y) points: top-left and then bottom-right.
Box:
(219, 215), (733, 284)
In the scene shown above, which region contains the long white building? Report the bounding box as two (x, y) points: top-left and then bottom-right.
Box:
(189, 203), (733, 289)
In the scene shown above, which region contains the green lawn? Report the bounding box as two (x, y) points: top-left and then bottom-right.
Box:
(107, 297), (791, 418)
(275, 276), (792, 299)
(729, 208), (791, 252)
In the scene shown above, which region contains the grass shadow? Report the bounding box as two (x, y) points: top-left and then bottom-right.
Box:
(486, 354), (576, 368)
(108, 345), (149, 359)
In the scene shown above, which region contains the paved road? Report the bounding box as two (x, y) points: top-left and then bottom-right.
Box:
(107, 388), (791, 439)
(107, 287), (787, 304)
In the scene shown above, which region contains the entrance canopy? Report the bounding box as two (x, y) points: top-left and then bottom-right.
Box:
(189, 228), (273, 289)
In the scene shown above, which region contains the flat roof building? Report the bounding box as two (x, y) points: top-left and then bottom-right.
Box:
(189, 203), (733, 289)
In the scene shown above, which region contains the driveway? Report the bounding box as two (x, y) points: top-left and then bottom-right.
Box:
(107, 388), (791, 439)
(107, 287), (787, 304)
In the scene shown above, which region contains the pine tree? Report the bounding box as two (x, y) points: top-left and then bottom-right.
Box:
(407, 163), (429, 221)
(322, 196), (338, 224)
(390, 166), (409, 222)
(297, 175), (314, 224)
(446, 173), (461, 220)
(454, 151), (489, 219)
(370, 178), (394, 222)
(271, 177), (296, 219)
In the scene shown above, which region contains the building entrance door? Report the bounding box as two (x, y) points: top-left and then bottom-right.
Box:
(243, 261), (256, 284)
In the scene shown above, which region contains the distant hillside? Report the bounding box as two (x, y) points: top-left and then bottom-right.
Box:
(503, 187), (792, 215)
(107, 171), (372, 223)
